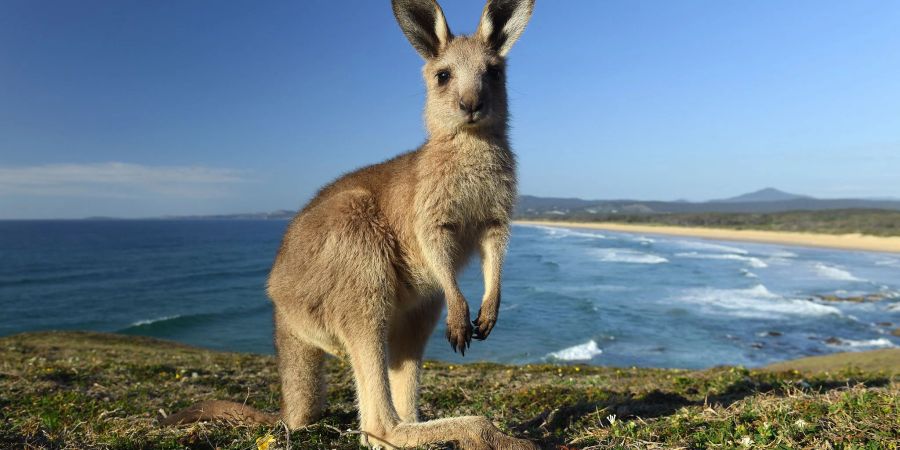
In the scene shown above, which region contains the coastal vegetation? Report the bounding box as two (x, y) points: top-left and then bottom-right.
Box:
(522, 209), (900, 237)
(3, 332), (898, 449)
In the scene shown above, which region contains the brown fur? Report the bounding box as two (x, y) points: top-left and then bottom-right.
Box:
(163, 1), (536, 448)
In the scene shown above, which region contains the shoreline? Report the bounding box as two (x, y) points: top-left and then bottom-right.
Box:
(514, 220), (900, 253)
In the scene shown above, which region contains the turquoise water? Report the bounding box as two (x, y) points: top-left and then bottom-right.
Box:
(1, 220), (898, 368)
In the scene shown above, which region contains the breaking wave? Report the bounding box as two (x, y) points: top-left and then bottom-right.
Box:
(546, 340), (603, 361)
(676, 252), (768, 268)
(130, 315), (184, 327)
(591, 248), (668, 264)
(527, 225), (607, 240)
(672, 240), (749, 255)
(677, 285), (842, 319)
(118, 303), (271, 335)
(825, 338), (897, 349)
(766, 250), (798, 259)
(875, 258), (900, 268)
(813, 263), (866, 282)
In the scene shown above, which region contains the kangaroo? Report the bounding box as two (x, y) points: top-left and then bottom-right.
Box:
(162, 1), (535, 448)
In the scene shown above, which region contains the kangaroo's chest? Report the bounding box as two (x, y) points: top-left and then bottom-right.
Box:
(406, 145), (516, 289)
(434, 155), (515, 226)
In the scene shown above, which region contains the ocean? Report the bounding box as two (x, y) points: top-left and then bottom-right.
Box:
(1, 220), (898, 369)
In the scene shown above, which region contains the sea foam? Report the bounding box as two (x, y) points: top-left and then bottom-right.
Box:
(130, 315), (183, 327)
(813, 263), (866, 282)
(547, 340), (603, 361)
(676, 252), (769, 268)
(591, 248), (668, 264)
(529, 225), (607, 240)
(673, 240), (749, 255)
(826, 338), (896, 349)
(632, 236), (655, 245)
(677, 285), (842, 319)
(875, 258), (900, 268)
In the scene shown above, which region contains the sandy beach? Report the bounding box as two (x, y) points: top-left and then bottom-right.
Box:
(515, 220), (900, 253)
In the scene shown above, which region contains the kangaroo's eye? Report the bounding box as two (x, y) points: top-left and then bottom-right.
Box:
(436, 70), (451, 85)
(486, 66), (503, 80)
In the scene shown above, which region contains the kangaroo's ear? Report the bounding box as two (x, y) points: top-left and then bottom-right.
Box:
(392, 0), (453, 59)
(476, 0), (535, 57)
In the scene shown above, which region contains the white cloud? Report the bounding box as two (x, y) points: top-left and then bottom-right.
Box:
(0, 162), (247, 199)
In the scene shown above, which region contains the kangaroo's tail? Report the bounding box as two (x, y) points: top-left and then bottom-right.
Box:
(160, 400), (278, 426)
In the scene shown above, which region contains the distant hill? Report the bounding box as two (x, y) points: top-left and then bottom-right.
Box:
(516, 189), (900, 218)
(99, 188), (900, 221)
(712, 188), (812, 203)
(160, 209), (296, 220)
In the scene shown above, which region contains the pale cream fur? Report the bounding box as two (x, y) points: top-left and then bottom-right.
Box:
(163, 1), (536, 448)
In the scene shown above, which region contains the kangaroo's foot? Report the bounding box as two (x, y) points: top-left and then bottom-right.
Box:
(459, 417), (539, 450)
(359, 416), (537, 450)
(361, 431), (400, 450)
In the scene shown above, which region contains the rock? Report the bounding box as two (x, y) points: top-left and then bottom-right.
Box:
(815, 293), (886, 303)
(876, 322), (894, 327)
(824, 337), (842, 345)
(892, 329), (900, 337)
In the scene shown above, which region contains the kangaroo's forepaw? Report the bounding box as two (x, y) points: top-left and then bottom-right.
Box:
(445, 314), (473, 356)
(471, 308), (497, 341)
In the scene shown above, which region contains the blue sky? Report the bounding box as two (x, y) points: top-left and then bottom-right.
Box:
(1, 1), (899, 219)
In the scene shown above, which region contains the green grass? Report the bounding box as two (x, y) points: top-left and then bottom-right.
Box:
(2, 331), (898, 449)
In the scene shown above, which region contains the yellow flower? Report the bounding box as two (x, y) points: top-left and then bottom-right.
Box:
(256, 433), (275, 450)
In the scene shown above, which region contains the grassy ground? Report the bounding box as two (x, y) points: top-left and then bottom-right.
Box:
(2, 331), (898, 449)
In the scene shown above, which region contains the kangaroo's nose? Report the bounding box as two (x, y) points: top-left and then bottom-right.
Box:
(459, 99), (484, 114)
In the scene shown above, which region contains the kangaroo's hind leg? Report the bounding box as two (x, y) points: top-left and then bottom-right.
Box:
(346, 314), (537, 450)
(339, 290), (533, 449)
(387, 295), (443, 423)
(274, 309), (327, 430)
